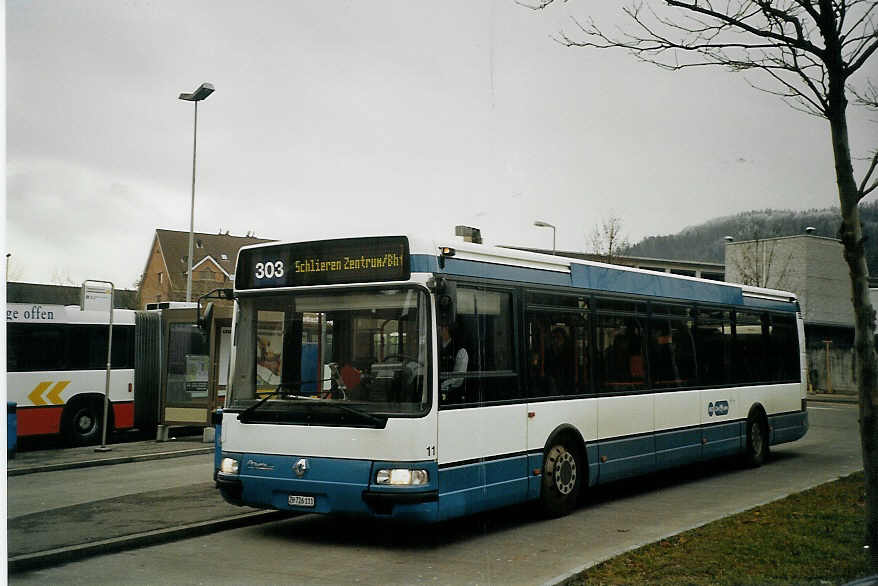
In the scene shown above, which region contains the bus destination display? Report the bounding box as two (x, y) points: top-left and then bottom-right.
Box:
(237, 236), (411, 289)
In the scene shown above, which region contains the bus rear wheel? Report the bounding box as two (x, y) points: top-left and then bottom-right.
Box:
(63, 398), (105, 446)
(540, 443), (581, 517)
(744, 412), (769, 468)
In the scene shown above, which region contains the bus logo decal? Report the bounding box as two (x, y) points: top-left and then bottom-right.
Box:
(246, 460), (275, 472)
(295, 458), (309, 477)
(708, 401), (730, 417)
(27, 381), (70, 406)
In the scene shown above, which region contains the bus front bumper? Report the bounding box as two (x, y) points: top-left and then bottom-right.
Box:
(216, 452), (440, 522)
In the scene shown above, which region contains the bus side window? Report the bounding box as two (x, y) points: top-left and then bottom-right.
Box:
(595, 314), (647, 393)
(527, 312), (588, 398)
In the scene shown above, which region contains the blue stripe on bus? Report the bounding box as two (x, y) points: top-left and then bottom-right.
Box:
(411, 254), (439, 273)
(413, 254), (797, 311)
(571, 264), (743, 306)
(655, 426), (702, 470)
(439, 257), (571, 287)
(769, 410), (809, 444)
(226, 409), (807, 522)
(701, 420), (744, 459)
(596, 434), (656, 484)
(740, 296), (800, 312)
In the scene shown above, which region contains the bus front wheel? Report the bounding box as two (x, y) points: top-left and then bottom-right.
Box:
(540, 443), (581, 517)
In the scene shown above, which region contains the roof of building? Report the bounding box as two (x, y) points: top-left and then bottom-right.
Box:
(6, 282), (139, 309)
(152, 229), (274, 286)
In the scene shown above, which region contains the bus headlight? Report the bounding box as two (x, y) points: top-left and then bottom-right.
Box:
(220, 458), (240, 475)
(375, 468), (429, 486)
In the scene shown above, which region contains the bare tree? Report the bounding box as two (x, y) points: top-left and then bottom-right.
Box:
(50, 267), (77, 287)
(589, 215), (631, 263)
(5, 255), (25, 282)
(526, 0), (878, 563)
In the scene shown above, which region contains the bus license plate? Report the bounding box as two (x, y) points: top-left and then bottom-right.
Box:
(288, 495), (315, 507)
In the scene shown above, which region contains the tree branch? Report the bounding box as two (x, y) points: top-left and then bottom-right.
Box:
(848, 36), (878, 75)
(860, 151), (878, 200)
(665, 0), (825, 57)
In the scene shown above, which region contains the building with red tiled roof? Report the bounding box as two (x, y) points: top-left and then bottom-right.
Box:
(137, 229), (273, 308)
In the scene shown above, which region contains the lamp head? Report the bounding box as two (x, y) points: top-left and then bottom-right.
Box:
(179, 83), (215, 102)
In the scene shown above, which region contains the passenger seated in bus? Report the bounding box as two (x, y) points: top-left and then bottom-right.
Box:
(545, 327), (572, 394)
(439, 322), (469, 397)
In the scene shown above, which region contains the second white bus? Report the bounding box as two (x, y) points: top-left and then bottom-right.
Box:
(6, 303), (136, 445)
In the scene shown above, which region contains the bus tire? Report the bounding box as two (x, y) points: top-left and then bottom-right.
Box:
(540, 442), (581, 517)
(744, 410), (769, 468)
(63, 397), (105, 446)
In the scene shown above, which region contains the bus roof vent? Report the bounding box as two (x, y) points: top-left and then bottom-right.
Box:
(455, 225), (482, 244)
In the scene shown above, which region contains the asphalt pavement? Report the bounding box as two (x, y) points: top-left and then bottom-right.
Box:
(4, 391), (860, 576)
(6, 434), (286, 573)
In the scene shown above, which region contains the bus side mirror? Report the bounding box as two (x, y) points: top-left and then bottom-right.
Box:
(437, 279), (456, 326)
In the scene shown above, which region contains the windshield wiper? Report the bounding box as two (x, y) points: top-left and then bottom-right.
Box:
(317, 402), (387, 426)
(238, 380), (323, 419)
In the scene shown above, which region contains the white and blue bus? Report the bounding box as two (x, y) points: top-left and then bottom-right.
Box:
(215, 235), (807, 521)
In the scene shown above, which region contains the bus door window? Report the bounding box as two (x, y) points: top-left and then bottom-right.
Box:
(439, 286), (517, 406)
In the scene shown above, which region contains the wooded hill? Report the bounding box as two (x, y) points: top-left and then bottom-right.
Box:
(624, 202), (878, 274)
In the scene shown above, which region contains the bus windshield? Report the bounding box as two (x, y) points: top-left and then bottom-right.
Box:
(228, 288), (429, 423)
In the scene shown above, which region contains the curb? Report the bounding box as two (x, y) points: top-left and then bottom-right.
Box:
(7, 447), (214, 477)
(7, 510), (290, 574)
(807, 395), (858, 404)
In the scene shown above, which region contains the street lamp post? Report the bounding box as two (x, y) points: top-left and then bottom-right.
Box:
(178, 82), (215, 302)
(533, 220), (556, 255)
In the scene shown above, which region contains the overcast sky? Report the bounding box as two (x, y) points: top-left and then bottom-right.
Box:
(6, 0), (876, 288)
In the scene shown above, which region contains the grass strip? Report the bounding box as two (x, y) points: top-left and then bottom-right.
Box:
(566, 472), (870, 586)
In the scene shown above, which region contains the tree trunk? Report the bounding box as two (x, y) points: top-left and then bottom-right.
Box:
(829, 88), (878, 567)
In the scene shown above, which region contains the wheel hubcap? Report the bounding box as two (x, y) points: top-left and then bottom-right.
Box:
(554, 451), (577, 495)
(751, 422), (763, 454)
(76, 411), (95, 434)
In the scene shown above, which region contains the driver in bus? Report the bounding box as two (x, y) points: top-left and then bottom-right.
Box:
(439, 322), (469, 397)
